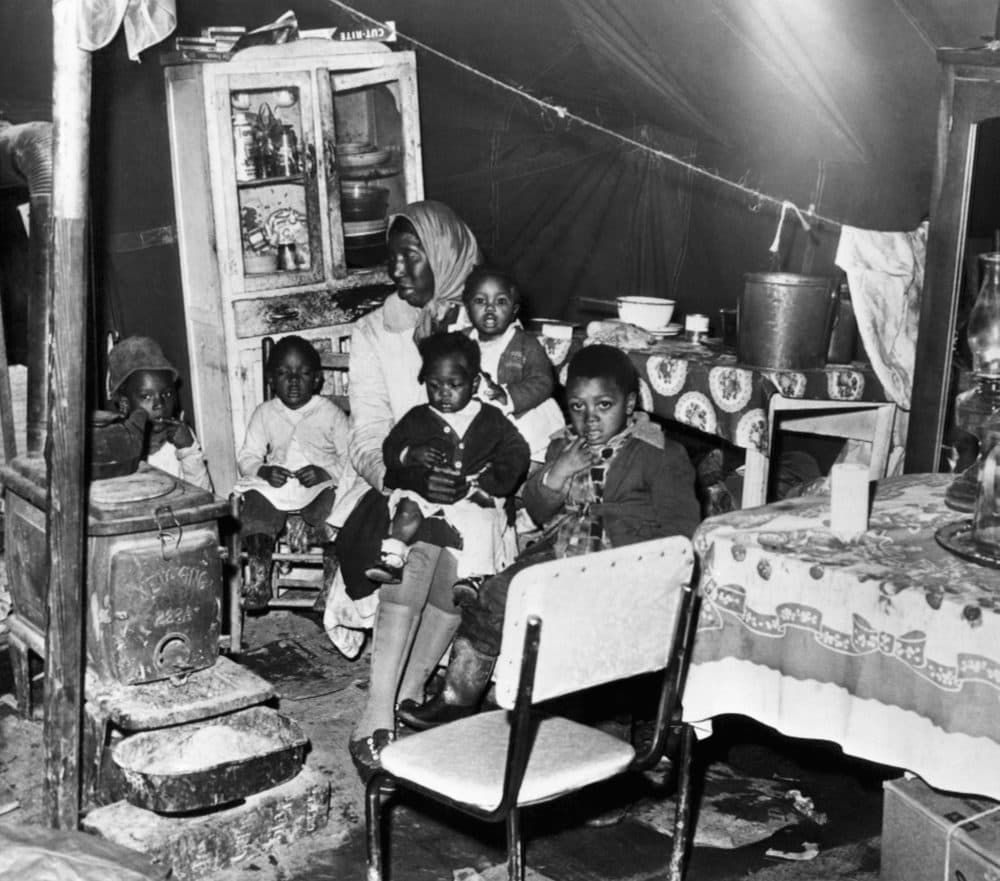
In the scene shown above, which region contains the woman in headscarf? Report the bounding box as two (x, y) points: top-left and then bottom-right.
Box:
(324, 201), (486, 779)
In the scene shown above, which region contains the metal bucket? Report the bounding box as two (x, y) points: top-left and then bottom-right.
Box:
(737, 273), (837, 370)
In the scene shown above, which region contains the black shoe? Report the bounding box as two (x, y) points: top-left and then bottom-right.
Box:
(395, 637), (494, 730)
(397, 696), (478, 731)
(452, 575), (486, 607)
(349, 728), (395, 783)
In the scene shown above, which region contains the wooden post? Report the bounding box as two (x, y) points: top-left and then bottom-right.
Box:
(0, 292), (17, 463)
(43, 0), (91, 829)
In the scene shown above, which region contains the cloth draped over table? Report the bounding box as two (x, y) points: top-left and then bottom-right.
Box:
(834, 220), (927, 471)
(77, 0), (176, 61)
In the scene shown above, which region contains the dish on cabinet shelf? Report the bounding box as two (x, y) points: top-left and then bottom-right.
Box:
(338, 148), (391, 169)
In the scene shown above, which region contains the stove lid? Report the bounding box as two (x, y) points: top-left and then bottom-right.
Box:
(90, 468), (176, 506)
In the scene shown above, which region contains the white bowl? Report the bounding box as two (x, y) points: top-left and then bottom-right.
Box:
(616, 296), (676, 331)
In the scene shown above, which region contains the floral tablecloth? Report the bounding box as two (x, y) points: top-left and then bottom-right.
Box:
(684, 473), (1000, 798)
(627, 341), (887, 453)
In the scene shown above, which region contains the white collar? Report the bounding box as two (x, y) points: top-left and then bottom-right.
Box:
(469, 321), (520, 347)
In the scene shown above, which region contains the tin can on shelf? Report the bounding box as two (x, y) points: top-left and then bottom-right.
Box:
(232, 112), (259, 182)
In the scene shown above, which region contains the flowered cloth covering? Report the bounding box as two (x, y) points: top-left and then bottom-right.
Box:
(685, 473), (1000, 799)
(554, 337), (886, 454)
(635, 344), (886, 454)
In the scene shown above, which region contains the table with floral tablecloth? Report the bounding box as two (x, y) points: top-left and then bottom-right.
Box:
(684, 473), (1000, 798)
(546, 335), (888, 453)
(623, 340), (887, 454)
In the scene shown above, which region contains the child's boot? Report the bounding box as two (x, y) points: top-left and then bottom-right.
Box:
(242, 533), (273, 611)
(284, 514), (308, 554)
(396, 637), (494, 730)
(314, 543), (337, 613)
(365, 538), (409, 585)
(451, 574), (486, 607)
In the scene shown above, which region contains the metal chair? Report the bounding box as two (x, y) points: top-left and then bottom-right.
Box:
(365, 535), (699, 881)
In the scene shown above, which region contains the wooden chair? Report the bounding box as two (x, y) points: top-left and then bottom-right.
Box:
(365, 535), (699, 881)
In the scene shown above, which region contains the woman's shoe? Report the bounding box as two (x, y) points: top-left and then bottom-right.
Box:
(349, 728), (396, 782)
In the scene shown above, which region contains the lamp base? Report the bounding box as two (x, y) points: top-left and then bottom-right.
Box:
(945, 462), (979, 512)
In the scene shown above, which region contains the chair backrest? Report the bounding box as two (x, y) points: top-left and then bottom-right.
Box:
(494, 535), (695, 709)
(261, 332), (351, 413)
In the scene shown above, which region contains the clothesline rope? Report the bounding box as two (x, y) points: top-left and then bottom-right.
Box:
(323, 0), (845, 231)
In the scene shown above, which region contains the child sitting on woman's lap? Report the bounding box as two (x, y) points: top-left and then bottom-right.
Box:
(398, 343), (701, 730)
(108, 335), (212, 490)
(365, 332), (530, 587)
(236, 335), (349, 610)
(463, 264), (563, 467)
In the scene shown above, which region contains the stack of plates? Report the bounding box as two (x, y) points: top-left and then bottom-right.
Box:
(342, 216), (387, 269)
(343, 218), (388, 239)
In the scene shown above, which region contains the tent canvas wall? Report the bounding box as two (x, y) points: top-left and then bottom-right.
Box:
(0, 0), (996, 440)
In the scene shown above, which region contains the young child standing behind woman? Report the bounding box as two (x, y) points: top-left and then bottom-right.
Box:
(108, 335), (212, 491)
(463, 265), (564, 466)
(365, 332), (530, 586)
(236, 335), (349, 610)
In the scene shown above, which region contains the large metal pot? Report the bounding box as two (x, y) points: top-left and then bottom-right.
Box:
(737, 273), (837, 370)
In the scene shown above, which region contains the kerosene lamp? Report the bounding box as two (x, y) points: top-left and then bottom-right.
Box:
(946, 251), (1000, 510)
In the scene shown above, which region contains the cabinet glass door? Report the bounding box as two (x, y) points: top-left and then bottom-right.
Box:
(222, 71), (326, 292)
(323, 64), (421, 272)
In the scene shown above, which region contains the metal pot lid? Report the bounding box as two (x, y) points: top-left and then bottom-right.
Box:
(90, 467), (176, 506)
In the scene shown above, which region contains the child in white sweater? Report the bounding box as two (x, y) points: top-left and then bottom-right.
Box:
(236, 335), (350, 609)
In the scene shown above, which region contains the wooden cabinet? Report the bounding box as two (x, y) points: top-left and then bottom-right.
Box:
(164, 40), (422, 494)
(908, 48), (1000, 472)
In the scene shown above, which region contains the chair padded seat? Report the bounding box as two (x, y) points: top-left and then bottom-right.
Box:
(381, 710), (636, 810)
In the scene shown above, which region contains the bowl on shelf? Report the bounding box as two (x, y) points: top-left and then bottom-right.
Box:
(616, 296), (676, 331)
(334, 141), (373, 156)
(339, 183), (389, 222)
(338, 147), (392, 169)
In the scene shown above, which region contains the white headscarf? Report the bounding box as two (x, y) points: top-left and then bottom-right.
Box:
(382, 200), (482, 340)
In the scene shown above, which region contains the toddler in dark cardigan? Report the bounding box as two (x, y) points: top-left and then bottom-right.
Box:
(398, 343), (701, 731)
(365, 332), (530, 586)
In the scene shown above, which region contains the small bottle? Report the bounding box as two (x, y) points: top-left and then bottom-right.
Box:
(276, 242), (298, 271)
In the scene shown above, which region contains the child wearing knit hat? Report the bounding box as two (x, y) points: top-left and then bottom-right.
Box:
(107, 335), (212, 491)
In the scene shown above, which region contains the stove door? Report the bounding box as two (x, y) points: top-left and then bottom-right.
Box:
(90, 523), (222, 684)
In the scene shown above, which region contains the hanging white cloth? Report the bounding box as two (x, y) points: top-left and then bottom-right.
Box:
(77, 0), (177, 61)
(834, 220), (926, 470)
(834, 220), (926, 411)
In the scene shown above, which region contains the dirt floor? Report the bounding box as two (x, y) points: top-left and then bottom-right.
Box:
(0, 608), (892, 881)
